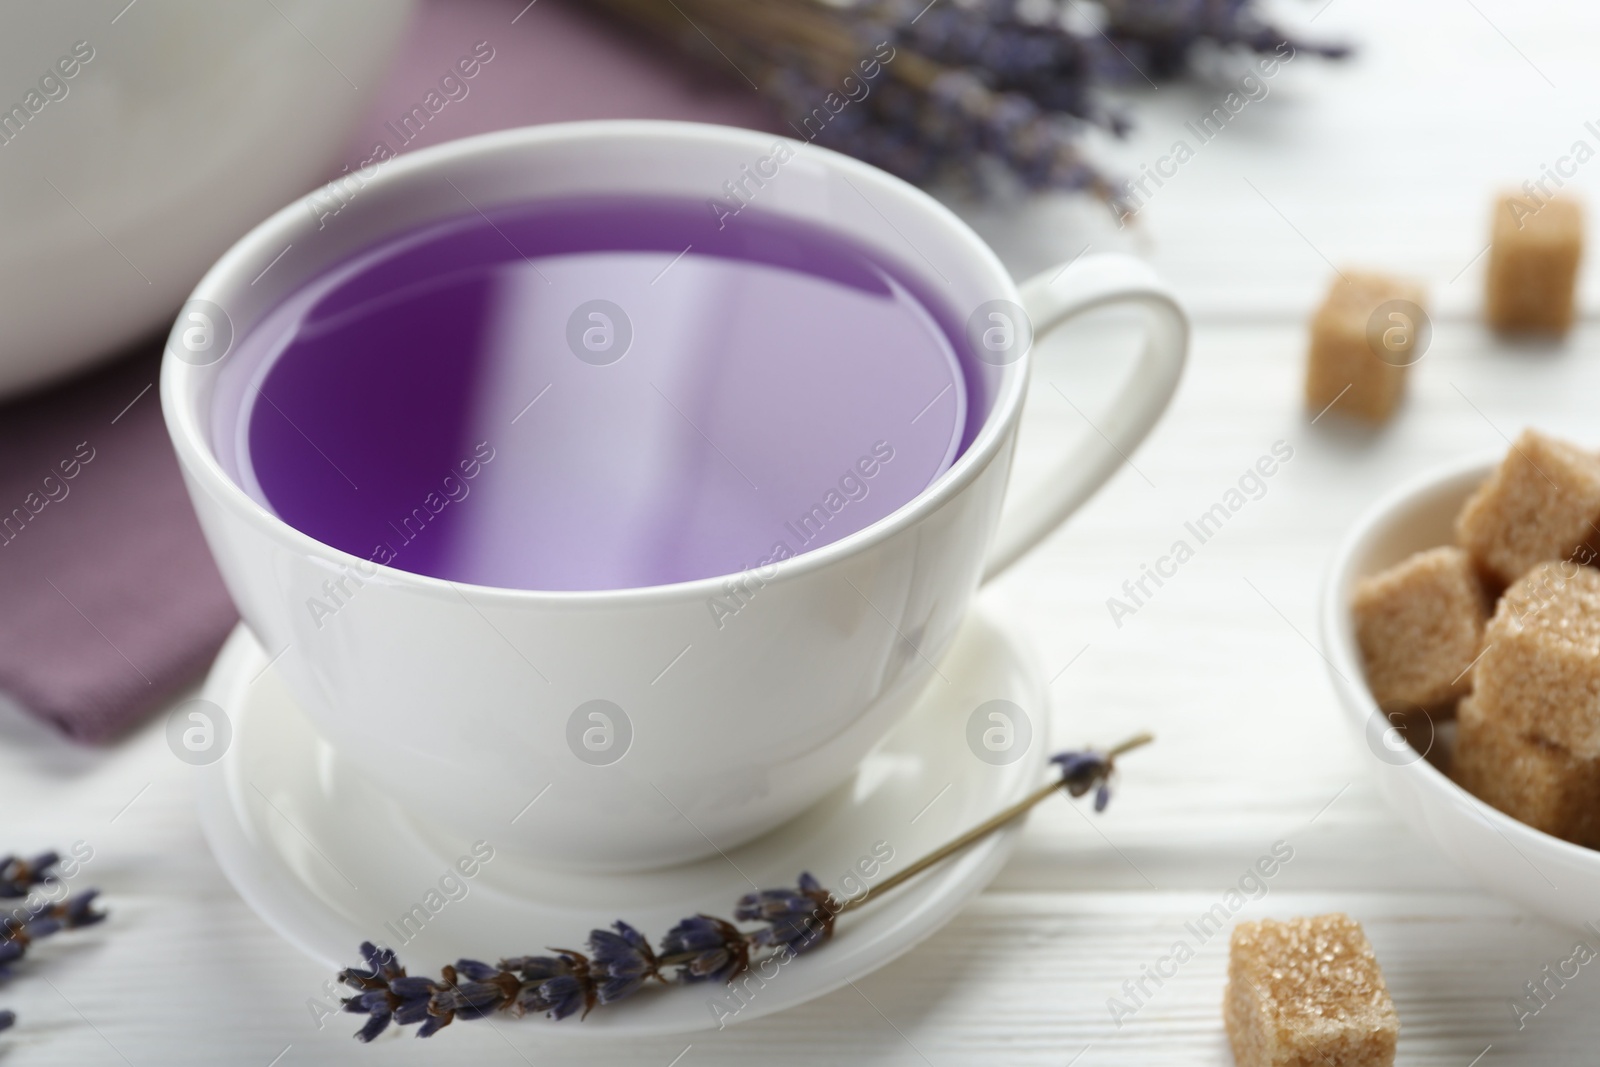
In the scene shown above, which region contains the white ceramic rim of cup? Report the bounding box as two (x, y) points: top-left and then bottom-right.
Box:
(1320, 450), (1600, 866)
(161, 120), (1032, 606)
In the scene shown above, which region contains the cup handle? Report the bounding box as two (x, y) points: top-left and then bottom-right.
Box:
(981, 253), (1189, 584)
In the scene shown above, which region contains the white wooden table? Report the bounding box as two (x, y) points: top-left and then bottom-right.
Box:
(5, 0), (1600, 1061)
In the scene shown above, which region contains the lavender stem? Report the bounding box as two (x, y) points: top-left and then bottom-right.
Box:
(834, 731), (1153, 914)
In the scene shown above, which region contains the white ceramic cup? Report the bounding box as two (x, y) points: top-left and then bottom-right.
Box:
(162, 121), (1187, 871)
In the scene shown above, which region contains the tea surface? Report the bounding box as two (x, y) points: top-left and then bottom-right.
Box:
(217, 197), (977, 590)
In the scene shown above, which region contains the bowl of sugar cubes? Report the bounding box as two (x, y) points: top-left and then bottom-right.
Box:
(1324, 429), (1600, 929)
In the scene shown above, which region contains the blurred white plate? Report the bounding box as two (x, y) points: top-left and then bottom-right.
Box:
(0, 0), (412, 398)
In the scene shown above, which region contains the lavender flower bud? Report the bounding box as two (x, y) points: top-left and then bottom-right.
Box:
(1052, 750), (1109, 796)
(734, 872), (838, 956)
(353, 1011), (391, 1043)
(587, 921), (661, 1004)
(339, 941), (444, 1042)
(451, 959), (502, 982)
(0, 853), (59, 899)
(659, 915), (749, 985)
(59, 890), (105, 929)
(502, 950), (596, 1020)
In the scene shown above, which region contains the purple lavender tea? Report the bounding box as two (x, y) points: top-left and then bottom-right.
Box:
(213, 197), (981, 591)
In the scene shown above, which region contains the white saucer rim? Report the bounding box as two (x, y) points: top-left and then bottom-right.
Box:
(196, 608), (1049, 1037)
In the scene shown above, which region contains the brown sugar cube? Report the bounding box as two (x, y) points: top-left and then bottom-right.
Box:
(1352, 547), (1488, 714)
(1485, 193), (1583, 334)
(1474, 561), (1600, 757)
(1224, 913), (1399, 1067)
(1454, 429), (1600, 586)
(1304, 271), (1427, 422)
(1451, 694), (1600, 847)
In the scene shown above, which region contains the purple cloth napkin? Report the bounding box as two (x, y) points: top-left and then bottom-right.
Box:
(0, 341), (237, 742)
(0, 0), (771, 742)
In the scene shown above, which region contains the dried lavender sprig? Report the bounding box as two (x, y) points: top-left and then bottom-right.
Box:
(0, 853), (60, 899)
(834, 731), (1150, 915)
(1099, 0), (1351, 80)
(341, 733), (1151, 1039)
(736, 871), (838, 955)
(582, 0), (1345, 199)
(0, 851), (106, 1035)
(879, 0), (1126, 130)
(588, 920), (663, 1003)
(585, 0), (1110, 195)
(0, 890), (108, 972)
(658, 915), (748, 985)
(340, 922), (670, 1041)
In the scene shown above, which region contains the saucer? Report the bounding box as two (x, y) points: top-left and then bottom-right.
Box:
(197, 603), (1051, 1036)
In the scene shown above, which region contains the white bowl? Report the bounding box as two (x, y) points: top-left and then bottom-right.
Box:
(0, 1), (412, 399)
(1322, 453), (1600, 930)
